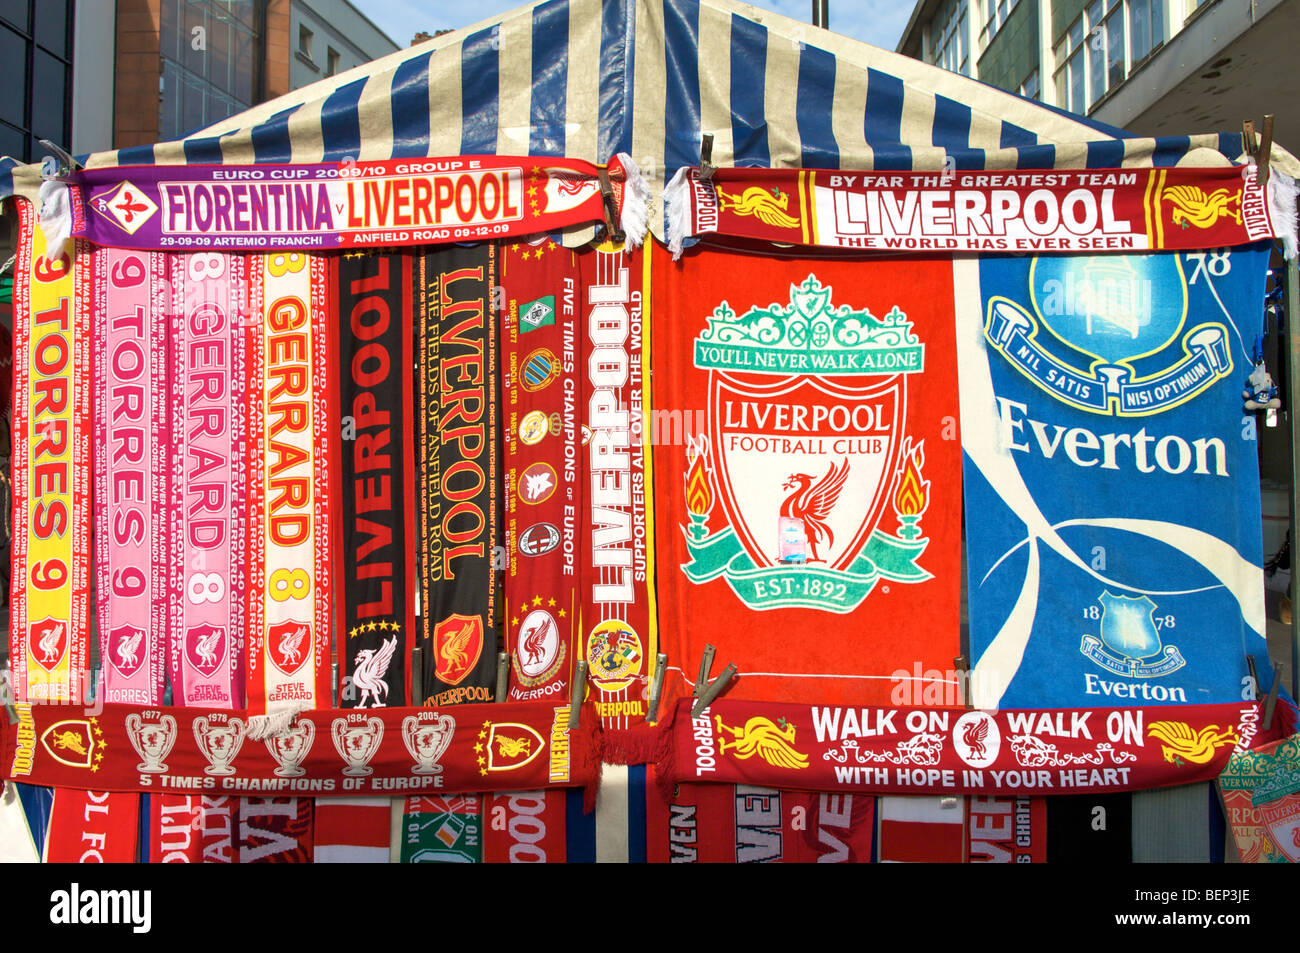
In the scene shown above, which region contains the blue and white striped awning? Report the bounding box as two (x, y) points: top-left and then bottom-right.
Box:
(4, 0), (1292, 241)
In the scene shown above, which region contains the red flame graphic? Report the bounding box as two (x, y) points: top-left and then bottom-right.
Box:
(893, 440), (929, 517)
(685, 437), (713, 516)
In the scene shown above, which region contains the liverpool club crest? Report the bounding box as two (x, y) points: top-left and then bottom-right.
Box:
(682, 275), (931, 613)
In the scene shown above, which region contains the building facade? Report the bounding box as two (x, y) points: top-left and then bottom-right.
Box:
(8, 0), (400, 161)
(897, 0), (1296, 150)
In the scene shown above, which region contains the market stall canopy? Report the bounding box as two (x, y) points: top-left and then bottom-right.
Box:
(3, 0), (1298, 243)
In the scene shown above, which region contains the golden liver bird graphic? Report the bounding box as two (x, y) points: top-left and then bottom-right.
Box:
(714, 714), (810, 770)
(717, 186), (801, 229)
(50, 730), (88, 758)
(439, 622), (475, 672)
(1146, 721), (1240, 765)
(1162, 185), (1242, 229)
(495, 734), (531, 759)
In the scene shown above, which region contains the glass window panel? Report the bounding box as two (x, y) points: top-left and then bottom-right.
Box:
(1151, 0), (1164, 46)
(0, 25), (27, 129)
(1107, 14), (1126, 86)
(0, 120), (27, 162)
(1087, 0), (1102, 30)
(160, 0), (179, 62)
(233, 25), (254, 103)
(1069, 18), (1084, 48)
(1089, 30), (1105, 104)
(0, 0), (26, 33)
(181, 72), (206, 138)
(1069, 48), (1084, 113)
(182, 1), (206, 74)
(210, 18), (231, 92)
(159, 59), (180, 141)
(31, 48), (66, 142)
(1130, 0), (1151, 61)
(34, 0), (67, 58)
(1055, 68), (1067, 108)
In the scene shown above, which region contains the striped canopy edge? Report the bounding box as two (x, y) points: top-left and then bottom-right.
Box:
(2, 0), (1295, 247)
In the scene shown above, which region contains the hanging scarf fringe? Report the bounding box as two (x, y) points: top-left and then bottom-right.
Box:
(1269, 169), (1299, 260)
(613, 153), (651, 250)
(663, 166), (694, 259)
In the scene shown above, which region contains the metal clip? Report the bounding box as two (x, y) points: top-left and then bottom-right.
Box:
(38, 139), (81, 182)
(597, 168), (625, 244)
(693, 644), (716, 698)
(495, 652), (509, 703)
(411, 647), (424, 706)
(1258, 114), (1275, 195)
(1263, 661), (1284, 731)
(569, 660), (588, 729)
(646, 653), (668, 723)
(691, 663), (737, 719)
(954, 655), (973, 710)
(699, 133), (716, 183)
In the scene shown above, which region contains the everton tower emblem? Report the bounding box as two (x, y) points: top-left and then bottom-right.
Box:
(682, 275), (931, 613)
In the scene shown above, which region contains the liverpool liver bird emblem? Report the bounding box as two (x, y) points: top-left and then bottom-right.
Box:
(116, 631), (143, 670)
(279, 626), (307, 666)
(1162, 185), (1242, 229)
(717, 186), (801, 229)
(714, 714), (810, 770)
(521, 615), (552, 666)
(779, 459), (850, 563)
(961, 717), (990, 760)
(1146, 721), (1240, 765)
(38, 621), (64, 663)
(49, 730), (88, 758)
(440, 622), (475, 671)
(194, 630), (222, 669)
(353, 634), (397, 708)
(495, 734), (532, 759)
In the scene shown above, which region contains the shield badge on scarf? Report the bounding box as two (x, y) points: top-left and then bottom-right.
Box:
(434, 614), (483, 686)
(485, 723), (544, 771)
(1259, 790), (1300, 864)
(268, 619), (311, 676)
(710, 373), (902, 571)
(41, 719), (99, 769)
(30, 617), (67, 672)
(185, 624), (227, 677)
(107, 624), (146, 678)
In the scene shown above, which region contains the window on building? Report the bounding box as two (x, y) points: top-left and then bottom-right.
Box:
(980, 0), (1021, 50)
(326, 47), (340, 77)
(0, 0), (72, 163)
(1020, 68), (1039, 101)
(159, 0), (261, 141)
(929, 0), (969, 77)
(1052, 0), (1166, 114)
(299, 24), (313, 59)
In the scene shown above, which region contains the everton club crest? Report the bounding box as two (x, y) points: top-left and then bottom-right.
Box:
(681, 275), (931, 613)
(1080, 591), (1186, 678)
(984, 254), (1230, 415)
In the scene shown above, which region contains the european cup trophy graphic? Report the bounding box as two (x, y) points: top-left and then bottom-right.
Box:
(331, 716), (385, 776)
(402, 713), (456, 775)
(193, 716), (247, 776)
(126, 713), (177, 774)
(263, 719), (316, 778)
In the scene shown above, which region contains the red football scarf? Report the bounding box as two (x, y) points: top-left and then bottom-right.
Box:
(45, 789), (139, 862)
(484, 789), (570, 863)
(331, 252), (415, 708)
(10, 203), (91, 703)
(314, 797), (393, 862)
(877, 795), (967, 862)
(413, 245), (500, 706)
(966, 795), (1047, 863)
(169, 252), (248, 709)
(665, 165), (1275, 255)
(93, 246), (169, 707)
(2, 701), (598, 799)
(647, 781), (874, 862)
(501, 240), (582, 704)
(661, 699), (1278, 797)
(239, 797), (313, 862)
(146, 793), (237, 862)
(246, 252), (333, 714)
(651, 244), (962, 709)
(581, 242), (658, 732)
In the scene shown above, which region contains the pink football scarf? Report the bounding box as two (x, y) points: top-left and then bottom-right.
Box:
(246, 252), (333, 715)
(93, 247), (169, 706)
(10, 202), (90, 703)
(168, 252), (249, 709)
